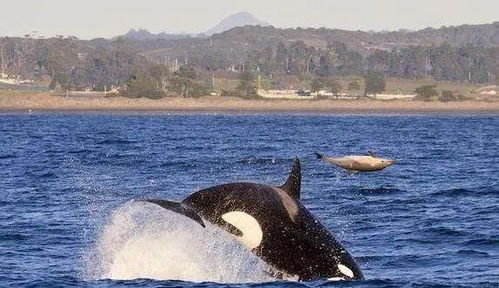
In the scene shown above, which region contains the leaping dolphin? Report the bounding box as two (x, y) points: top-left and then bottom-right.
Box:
(315, 151), (395, 173)
(142, 158), (363, 281)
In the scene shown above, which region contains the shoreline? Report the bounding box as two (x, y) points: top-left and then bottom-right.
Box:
(2, 108), (499, 116)
(1, 93), (499, 114)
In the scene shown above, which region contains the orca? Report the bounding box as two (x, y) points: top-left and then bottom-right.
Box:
(142, 158), (363, 281)
(315, 151), (395, 173)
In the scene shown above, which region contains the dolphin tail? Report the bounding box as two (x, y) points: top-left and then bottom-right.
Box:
(314, 153), (324, 159)
(141, 199), (205, 227)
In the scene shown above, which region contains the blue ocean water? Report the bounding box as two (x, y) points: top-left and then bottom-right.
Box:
(0, 113), (498, 287)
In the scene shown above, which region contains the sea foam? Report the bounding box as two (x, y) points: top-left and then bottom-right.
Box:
(85, 201), (275, 283)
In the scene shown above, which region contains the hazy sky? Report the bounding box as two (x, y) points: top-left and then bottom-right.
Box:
(1, 0), (498, 39)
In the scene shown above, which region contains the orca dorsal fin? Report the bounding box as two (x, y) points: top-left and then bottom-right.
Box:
(280, 158), (301, 200)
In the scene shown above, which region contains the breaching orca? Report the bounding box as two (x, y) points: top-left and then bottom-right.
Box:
(142, 158), (363, 281)
(315, 151), (395, 173)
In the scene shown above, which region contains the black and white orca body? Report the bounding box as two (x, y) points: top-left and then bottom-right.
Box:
(144, 158), (363, 281)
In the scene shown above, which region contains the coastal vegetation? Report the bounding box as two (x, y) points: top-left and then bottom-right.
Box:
(414, 85), (439, 101)
(364, 71), (386, 96)
(0, 23), (498, 100)
(235, 71), (259, 98)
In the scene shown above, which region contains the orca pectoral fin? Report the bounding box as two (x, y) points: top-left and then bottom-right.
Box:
(141, 199), (205, 228)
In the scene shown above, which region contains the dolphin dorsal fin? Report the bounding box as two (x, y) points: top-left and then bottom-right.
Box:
(280, 158), (301, 200)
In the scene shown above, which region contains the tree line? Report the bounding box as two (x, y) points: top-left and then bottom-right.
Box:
(236, 41), (498, 84)
(1, 35), (498, 99)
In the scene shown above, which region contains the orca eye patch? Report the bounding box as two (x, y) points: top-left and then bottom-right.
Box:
(221, 211), (264, 250)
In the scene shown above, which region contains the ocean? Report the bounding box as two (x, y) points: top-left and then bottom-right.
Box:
(0, 113), (498, 287)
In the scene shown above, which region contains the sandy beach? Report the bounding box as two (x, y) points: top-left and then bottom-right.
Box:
(1, 92), (499, 113)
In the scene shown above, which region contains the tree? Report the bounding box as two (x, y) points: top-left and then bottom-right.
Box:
(438, 90), (464, 102)
(149, 65), (170, 93)
(414, 85), (439, 101)
(317, 55), (332, 77)
(236, 71), (258, 98)
(49, 77), (57, 90)
(364, 70), (385, 96)
(171, 66), (196, 97)
(123, 70), (164, 99)
(326, 79), (342, 96)
(348, 81), (361, 91)
(310, 77), (324, 93)
(275, 41), (289, 73)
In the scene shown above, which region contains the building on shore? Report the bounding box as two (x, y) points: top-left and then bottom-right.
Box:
(368, 94), (415, 100)
(0, 73), (35, 85)
(257, 89), (314, 100)
(258, 88), (417, 101)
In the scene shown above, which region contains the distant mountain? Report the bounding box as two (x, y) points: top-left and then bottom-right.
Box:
(122, 28), (190, 40)
(120, 12), (271, 40)
(203, 12), (271, 36)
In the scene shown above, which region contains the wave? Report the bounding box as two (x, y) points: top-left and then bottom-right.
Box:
(90, 155), (148, 167)
(40, 172), (57, 179)
(0, 233), (28, 241)
(97, 139), (135, 145)
(157, 160), (199, 169)
(431, 188), (498, 197)
(239, 156), (290, 165)
(319, 279), (397, 287)
(84, 202), (275, 283)
(423, 226), (470, 237)
(462, 238), (499, 247)
(348, 187), (405, 196)
(25, 171), (57, 179)
(67, 149), (94, 154)
(0, 154), (16, 160)
(456, 249), (490, 257)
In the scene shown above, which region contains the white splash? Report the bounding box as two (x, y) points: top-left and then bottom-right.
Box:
(84, 201), (275, 283)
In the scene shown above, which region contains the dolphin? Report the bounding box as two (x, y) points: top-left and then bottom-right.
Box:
(315, 151), (395, 173)
(142, 158), (363, 281)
